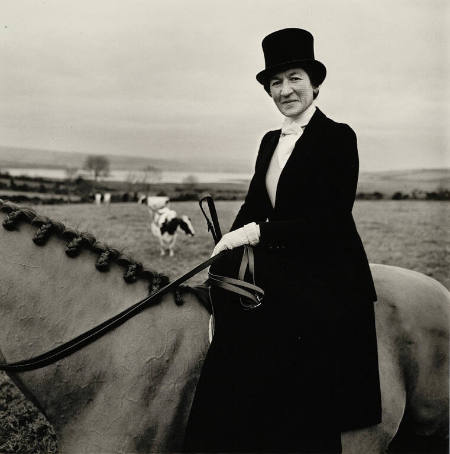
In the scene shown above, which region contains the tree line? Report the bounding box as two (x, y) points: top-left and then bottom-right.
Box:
(1, 154), (448, 204)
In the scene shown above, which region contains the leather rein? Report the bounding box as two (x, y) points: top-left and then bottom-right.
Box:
(0, 197), (263, 373)
(200, 194), (263, 309)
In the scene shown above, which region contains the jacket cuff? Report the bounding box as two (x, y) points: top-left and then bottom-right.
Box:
(243, 222), (260, 245)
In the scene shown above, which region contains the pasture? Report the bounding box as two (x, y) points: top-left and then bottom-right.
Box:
(0, 200), (448, 453)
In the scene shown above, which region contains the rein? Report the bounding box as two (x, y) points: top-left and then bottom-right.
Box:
(0, 197), (263, 372)
(208, 246), (262, 310)
(199, 194), (262, 309)
(0, 250), (263, 372)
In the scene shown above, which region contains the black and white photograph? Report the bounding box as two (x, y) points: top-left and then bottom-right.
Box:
(0, 1), (448, 453)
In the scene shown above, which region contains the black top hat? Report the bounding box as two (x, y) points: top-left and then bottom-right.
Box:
(256, 28), (326, 87)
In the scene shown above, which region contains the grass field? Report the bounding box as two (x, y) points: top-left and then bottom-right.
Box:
(0, 200), (448, 453)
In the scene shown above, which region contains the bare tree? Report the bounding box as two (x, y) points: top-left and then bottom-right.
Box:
(83, 155), (110, 181)
(141, 165), (162, 193)
(127, 165), (162, 193)
(65, 167), (78, 181)
(125, 166), (162, 196)
(182, 174), (199, 185)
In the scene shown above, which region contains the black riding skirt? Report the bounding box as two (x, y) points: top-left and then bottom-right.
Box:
(183, 247), (381, 453)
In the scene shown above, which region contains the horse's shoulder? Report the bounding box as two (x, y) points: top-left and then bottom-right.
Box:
(371, 263), (449, 346)
(371, 263), (449, 304)
(370, 266), (449, 439)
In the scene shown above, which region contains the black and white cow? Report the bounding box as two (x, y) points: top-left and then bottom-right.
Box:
(138, 195), (169, 208)
(151, 212), (195, 256)
(140, 196), (195, 256)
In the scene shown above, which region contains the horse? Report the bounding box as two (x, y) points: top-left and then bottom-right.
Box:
(0, 200), (448, 454)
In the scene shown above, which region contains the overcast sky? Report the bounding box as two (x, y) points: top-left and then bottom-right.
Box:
(1, 0), (448, 171)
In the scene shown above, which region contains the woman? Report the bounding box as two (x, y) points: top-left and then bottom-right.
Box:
(184, 28), (381, 453)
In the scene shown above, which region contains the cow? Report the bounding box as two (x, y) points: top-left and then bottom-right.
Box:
(94, 193), (102, 205)
(138, 196), (195, 256)
(138, 195), (169, 209)
(94, 192), (111, 205)
(151, 211), (195, 256)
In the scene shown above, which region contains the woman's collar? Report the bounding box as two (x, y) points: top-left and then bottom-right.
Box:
(281, 102), (317, 129)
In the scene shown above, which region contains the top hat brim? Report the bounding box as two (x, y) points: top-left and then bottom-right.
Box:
(256, 59), (326, 87)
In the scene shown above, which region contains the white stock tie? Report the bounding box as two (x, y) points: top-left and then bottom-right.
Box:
(281, 121), (304, 136)
(277, 122), (305, 169)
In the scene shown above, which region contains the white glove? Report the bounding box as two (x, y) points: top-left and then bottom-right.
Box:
(211, 222), (260, 257)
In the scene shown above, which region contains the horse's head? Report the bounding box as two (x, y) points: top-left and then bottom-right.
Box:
(179, 215), (195, 236)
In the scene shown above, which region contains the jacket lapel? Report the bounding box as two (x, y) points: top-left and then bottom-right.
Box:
(254, 130), (280, 216)
(259, 129), (281, 175)
(253, 108), (328, 214)
(285, 107), (326, 165)
(273, 108), (327, 211)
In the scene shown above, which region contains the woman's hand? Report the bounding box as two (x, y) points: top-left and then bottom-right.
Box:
(211, 223), (260, 257)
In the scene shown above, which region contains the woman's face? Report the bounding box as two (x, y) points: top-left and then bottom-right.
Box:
(269, 67), (317, 119)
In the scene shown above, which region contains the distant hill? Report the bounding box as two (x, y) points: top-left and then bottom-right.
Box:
(358, 168), (450, 196)
(0, 145), (185, 171)
(0, 145), (250, 173)
(1, 145), (449, 196)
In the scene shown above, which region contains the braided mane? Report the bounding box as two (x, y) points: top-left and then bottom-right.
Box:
(0, 199), (169, 294)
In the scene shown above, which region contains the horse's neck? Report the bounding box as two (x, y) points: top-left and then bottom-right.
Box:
(0, 214), (210, 449)
(0, 219), (149, 359)
(0, 217), (146, 423)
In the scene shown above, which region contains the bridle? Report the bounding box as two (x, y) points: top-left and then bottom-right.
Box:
(0, 196), (263, 372)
